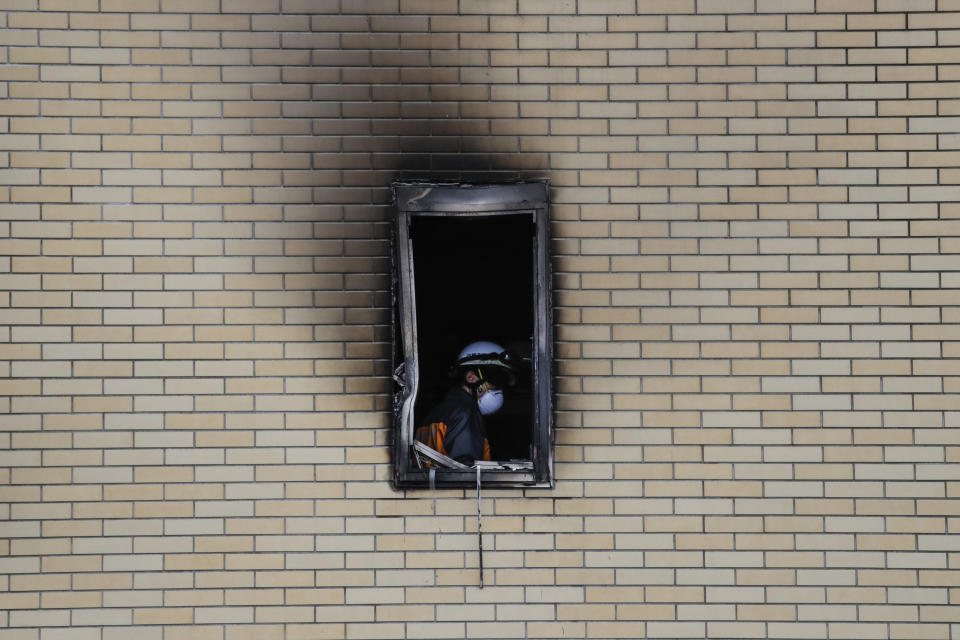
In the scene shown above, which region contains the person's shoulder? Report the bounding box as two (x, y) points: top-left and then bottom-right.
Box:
(424, 387), (468, 419)
(446, 386), (472, 405)
(441, 388), (478, 424)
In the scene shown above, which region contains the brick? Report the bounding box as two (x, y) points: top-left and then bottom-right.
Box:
(3, 0), (960, 634)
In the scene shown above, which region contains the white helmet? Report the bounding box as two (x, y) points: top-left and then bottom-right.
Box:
(452, 340), (517, 387)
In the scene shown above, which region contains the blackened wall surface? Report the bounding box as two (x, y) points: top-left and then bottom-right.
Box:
(2, 1), (960, 639)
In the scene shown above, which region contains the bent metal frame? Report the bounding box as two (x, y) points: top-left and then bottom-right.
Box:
(390, 181), (554, 490)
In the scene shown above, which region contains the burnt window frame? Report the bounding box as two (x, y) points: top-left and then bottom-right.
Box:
(390, 181), (554, 489)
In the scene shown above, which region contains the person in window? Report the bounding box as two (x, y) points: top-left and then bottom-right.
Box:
(415, 341), (517, 466)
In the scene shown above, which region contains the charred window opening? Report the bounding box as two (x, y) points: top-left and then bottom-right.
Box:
(391, 182), (553, 489)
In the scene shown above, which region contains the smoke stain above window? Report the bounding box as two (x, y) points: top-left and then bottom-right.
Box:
(391, 182), (554, 489)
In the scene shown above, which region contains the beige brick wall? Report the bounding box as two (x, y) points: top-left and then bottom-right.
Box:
(2, 0), (960, 638)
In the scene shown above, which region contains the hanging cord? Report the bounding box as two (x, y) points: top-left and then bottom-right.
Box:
(476, 466), (484, 589)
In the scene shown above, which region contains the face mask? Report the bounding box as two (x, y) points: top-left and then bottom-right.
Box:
(477, 388), (503, 415)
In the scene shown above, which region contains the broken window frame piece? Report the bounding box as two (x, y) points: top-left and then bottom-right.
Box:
(391, 181), (554, 489)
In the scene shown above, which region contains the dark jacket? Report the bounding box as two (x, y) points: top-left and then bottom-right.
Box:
(416, 387), (488, 465)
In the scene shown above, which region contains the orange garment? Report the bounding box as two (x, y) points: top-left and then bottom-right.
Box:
(414, 420), (490, 465)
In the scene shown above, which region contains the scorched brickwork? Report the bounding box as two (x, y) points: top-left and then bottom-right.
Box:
(1, 0), (959, 639)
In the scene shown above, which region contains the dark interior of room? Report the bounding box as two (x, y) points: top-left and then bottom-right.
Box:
(409, 213), (536, 462)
